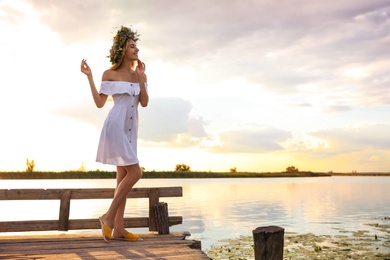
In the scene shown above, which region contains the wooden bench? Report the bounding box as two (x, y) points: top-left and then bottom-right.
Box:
(0, 187), (182, 233)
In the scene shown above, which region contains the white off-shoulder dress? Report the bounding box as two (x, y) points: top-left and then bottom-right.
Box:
(96, 81), (147, 166)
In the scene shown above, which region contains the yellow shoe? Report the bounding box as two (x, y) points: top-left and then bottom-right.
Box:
(114, 232), (142, 241)
(98, 216), (113, 242)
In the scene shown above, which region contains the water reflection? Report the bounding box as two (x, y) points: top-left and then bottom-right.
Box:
(0, 177), (389, 249)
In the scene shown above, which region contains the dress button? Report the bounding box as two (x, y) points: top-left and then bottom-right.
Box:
(129, 129), (131, 131)
(130, 117), (133, 119)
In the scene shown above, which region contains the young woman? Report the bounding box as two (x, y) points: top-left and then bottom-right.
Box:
(80, 26), (149, 242)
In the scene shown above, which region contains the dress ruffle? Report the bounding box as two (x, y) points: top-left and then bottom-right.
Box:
(99, 81), (144, 96)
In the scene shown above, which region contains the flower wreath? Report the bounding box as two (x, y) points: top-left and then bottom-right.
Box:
(108, 26), (140, 65)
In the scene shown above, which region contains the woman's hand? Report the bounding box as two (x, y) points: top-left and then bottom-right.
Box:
(136, 59), (146, 75)
(80, 59), (92, 77)
(136, 59), (146, 82)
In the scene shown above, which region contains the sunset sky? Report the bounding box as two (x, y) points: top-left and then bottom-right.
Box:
(1, 0), (389, 172)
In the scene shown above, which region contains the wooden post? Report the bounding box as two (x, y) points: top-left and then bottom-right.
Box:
(148, 188), (159, 231)
(252, 226), (284, 260)
(58, 190), (71, 231)
(154, 202), (170, 235)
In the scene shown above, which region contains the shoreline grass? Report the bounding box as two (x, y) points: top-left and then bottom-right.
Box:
(0, 171), (389, 179)
(0, 170), (331, 179)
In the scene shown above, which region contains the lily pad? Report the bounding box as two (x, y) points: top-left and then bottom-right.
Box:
(205, 222), (390, 259)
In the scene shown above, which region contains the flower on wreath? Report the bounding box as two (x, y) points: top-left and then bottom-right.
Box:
(108, 26), (140, 65)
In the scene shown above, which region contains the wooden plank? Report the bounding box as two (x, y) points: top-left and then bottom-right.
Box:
(0, 233), (210, 260)
(0, 187), (182, 200)
(0, 220), (59, 232)
(0, 232), (188, 241)
(158, 186), (183, 197)
(148, 188), (159, 231)
(58, 189), (71, 231)
(0, 189), (62, 200)
(0, 216), (182, 232)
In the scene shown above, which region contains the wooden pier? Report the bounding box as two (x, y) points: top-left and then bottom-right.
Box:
(0, 233), (209, 259)
(0, 187), (210, 259)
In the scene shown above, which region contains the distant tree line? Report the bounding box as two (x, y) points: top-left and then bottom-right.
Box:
(23, 157), (298, 174)
(285, 166), (299, 173)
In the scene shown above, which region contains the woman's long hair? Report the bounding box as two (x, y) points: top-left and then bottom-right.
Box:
(109, 39), (137, 70)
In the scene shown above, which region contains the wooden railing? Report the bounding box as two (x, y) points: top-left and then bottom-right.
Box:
(0, 187), (182, 233)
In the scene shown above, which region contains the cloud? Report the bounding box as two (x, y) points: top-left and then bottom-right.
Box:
(323, 105), (352, 114)
(0, 2), (26, 24)
(56, 97), (208, 146)
(139, 97), (207, 146)
(22, 0), (390, 105)
(54, 102), (109, 128)
(211, 126), (291, 153)
(308, 123), (390, 153)
(22, 0), (124, 44)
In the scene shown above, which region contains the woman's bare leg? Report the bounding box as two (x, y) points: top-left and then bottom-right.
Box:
(113, 166), (127, 236)
(100, 164), (142, 229)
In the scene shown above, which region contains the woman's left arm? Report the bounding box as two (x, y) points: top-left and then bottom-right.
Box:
(136, 60), (149, 107)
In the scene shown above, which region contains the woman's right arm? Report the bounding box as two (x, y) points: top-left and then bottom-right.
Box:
(80, 59), (107, 108)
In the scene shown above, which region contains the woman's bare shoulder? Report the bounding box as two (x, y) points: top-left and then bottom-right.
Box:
(102, 69), (117, 81)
